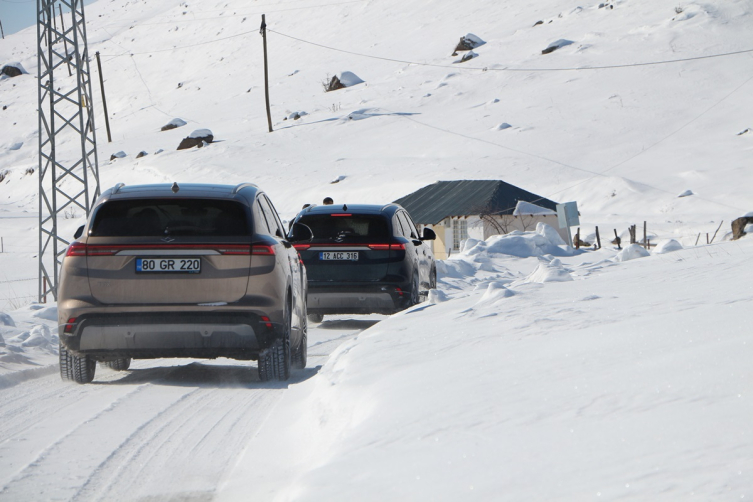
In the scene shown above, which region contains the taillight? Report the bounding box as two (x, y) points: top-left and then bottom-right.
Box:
(293, 244), (310, 251)
(66, 243), (87, 257)
(260, 316), (273, 330)
(251, 244), (275, 256)
(216, 245), (252, 255)
(330, 214), (352, 217)
(367, 243), (405, 250)
(63, 317), (77, 333)
(86, 246), (120, 256)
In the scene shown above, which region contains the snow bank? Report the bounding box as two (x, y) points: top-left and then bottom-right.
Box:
(462, 224), (570, 258)
(614, 243), (650, 262)
(653, 239), (683, 254)
(517, 258), (573, 284)
(0, 313), (15, 327)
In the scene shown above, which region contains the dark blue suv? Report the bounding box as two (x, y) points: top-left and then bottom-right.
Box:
(290, 203), (436, 320)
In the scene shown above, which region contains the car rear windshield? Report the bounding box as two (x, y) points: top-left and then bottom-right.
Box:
(298, 214), (390, 243)
(90, 199), (250, 237)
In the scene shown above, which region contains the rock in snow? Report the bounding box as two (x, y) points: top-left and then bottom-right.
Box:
(161, 118), (187, 131)
(542, 39), (574, 54)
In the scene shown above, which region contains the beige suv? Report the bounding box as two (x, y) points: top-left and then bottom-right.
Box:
(57, 183), (311, 383)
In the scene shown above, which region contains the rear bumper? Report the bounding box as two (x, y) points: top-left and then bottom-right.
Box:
(307, 283), (409, 315)
(60, 312), (275, 360)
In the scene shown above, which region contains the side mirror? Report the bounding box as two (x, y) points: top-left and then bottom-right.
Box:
(421, 228), (436, 241)
(74, 225), (84, 239)
(288, 222), (313, 242)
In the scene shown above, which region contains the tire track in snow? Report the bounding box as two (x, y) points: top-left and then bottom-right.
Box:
(73, 385), (282, 501)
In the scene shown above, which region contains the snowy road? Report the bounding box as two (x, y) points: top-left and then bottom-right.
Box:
(0, 316), (381, 501)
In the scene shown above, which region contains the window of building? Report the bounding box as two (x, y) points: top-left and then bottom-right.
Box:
(452, 218), (468, 250)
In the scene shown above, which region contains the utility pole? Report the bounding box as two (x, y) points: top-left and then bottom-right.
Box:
(260, 14), (273, 133)
(95, 52), (112, 142)
(37, 0), (100, 302)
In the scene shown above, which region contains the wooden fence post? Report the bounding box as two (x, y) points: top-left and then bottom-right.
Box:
(595, 227), (601, 249)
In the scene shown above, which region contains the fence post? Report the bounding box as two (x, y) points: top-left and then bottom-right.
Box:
(643, 221), (647, 249)
(595, 227), (601, 249)
(710, 220), (723, 244)
(575, 227), (580, 249)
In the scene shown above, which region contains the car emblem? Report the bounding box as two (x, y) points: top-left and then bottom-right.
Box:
(335, 236), (344, 243)
(161, 236), (175, 243)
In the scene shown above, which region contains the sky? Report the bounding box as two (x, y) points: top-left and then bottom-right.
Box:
(0, 0), (96, 37)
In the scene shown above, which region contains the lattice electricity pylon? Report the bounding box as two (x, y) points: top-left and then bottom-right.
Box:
(37, 0), (100, 302)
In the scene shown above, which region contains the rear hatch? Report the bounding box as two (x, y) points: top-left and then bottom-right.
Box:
(84, 198), (252, 305)
(295, 213), (398, 282)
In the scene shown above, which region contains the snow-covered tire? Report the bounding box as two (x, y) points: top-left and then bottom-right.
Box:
(102, 358), (131, 371)
(292, 309), (308, 370)
(258, 301), (292, 382)
(59, 341), (96, 384)
(429, 267), (437, 289)
(307, 313), (323, 323)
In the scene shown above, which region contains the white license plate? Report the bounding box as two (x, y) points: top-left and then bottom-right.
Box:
(136, 258), (201, 273)
(320, 251), (359, 261)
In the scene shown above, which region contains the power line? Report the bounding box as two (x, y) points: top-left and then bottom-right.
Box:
(99, 28), (257, 57)
(269, 28), (753, 72)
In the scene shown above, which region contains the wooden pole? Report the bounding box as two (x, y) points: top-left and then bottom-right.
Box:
(613, 229), (621, 250)
(695, 233), (701, 246)
(706, 233), (709, 244)
(0, 18), (5, 40)
(575, 227), (580, 249)
(595, 227), (601, 249)
(643, 221), (647, 249)
(58, 5), (72, 76)
(260, 15), (273, 133)
(95, 52), (113, 143)
(709, 220), (724, 244)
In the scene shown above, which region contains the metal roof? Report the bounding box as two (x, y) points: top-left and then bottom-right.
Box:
(393, 180), (559, 225)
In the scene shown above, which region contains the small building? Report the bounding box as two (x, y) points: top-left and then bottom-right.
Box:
(394, 180), (567, 259)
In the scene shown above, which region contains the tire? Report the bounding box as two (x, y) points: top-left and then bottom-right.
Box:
(307, 313), (324, 324)
(102, 358), (131, 371)
(258, 302), (292, 382)
(292, 308), (308, 370)
(408, 273), (420, 307)
(59, 341), (96, 384)
(429, 267), (437, 289)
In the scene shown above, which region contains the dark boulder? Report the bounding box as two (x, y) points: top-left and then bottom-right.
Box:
(177, 129), (213, 150)
(136, 151), (148, 158)
(731, 216), (753, 240)
(1, 65), (23, 78)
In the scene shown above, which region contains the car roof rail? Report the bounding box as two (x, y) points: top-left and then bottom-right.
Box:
(232, 183), (257, 194)
(112, 183), (126, 194)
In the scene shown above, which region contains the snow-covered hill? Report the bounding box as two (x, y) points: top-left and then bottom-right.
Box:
(0, 0), (752, 500)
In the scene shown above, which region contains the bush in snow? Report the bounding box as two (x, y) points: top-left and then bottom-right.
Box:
(323, 72), (364, 92)
(453, 33), (486, 54)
